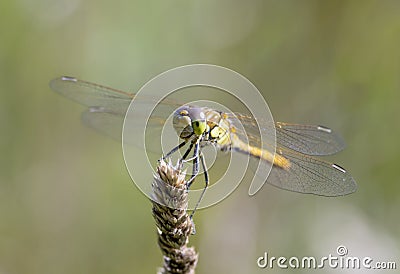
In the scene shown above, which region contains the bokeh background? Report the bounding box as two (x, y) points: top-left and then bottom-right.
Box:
(1, 1), (399, 273)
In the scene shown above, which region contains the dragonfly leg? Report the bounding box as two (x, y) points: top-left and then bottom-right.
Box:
(186, 141), (200, 188)
(181, 142), (194, 160)
(190, 151), (209, 220)
(175, 142), (194, 169)
(182, 154), (198, 163)
(159, 140), (187, 162)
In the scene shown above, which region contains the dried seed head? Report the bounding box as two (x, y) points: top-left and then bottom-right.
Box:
(152, 159), (198, 274)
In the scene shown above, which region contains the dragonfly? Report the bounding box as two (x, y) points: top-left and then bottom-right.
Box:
(50, 76), (357, 206)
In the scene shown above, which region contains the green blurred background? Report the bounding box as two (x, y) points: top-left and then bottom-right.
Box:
(1, 0), (399, 273)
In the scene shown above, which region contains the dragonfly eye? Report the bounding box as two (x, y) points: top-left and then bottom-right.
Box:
(192, 120), (206, 136)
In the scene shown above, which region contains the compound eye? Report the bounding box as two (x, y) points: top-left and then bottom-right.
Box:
(192, 120), (207, 136)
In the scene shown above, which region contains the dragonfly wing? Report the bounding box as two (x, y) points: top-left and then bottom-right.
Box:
(231, 113), (346, 155)
(82, 107), (126, 142)
(50, 76), (134, 107)
(51, 76), (181, 150)
(82, 106), (168, 151)
(267, 147), (357, 196)
(226, 112), (274, 150)
(275, 122), (345, 155)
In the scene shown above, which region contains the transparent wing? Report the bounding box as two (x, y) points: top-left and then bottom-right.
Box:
(230, 113), (345, 155)
(275, 122), (345, 155)
(50, 76), (134, 108)
(50, 76), (181, 144)
(82, 106), (167, 151)
(82, 107), (125, 141)
(223, 112), (274, 151)
(225, 113), (356, 196)
(267, 148), (357, 196)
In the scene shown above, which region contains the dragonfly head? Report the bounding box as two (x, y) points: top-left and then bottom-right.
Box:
(173, 106), (207, 138)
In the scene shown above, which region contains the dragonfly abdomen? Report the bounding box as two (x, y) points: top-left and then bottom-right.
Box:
(230, 134), (291, 170)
